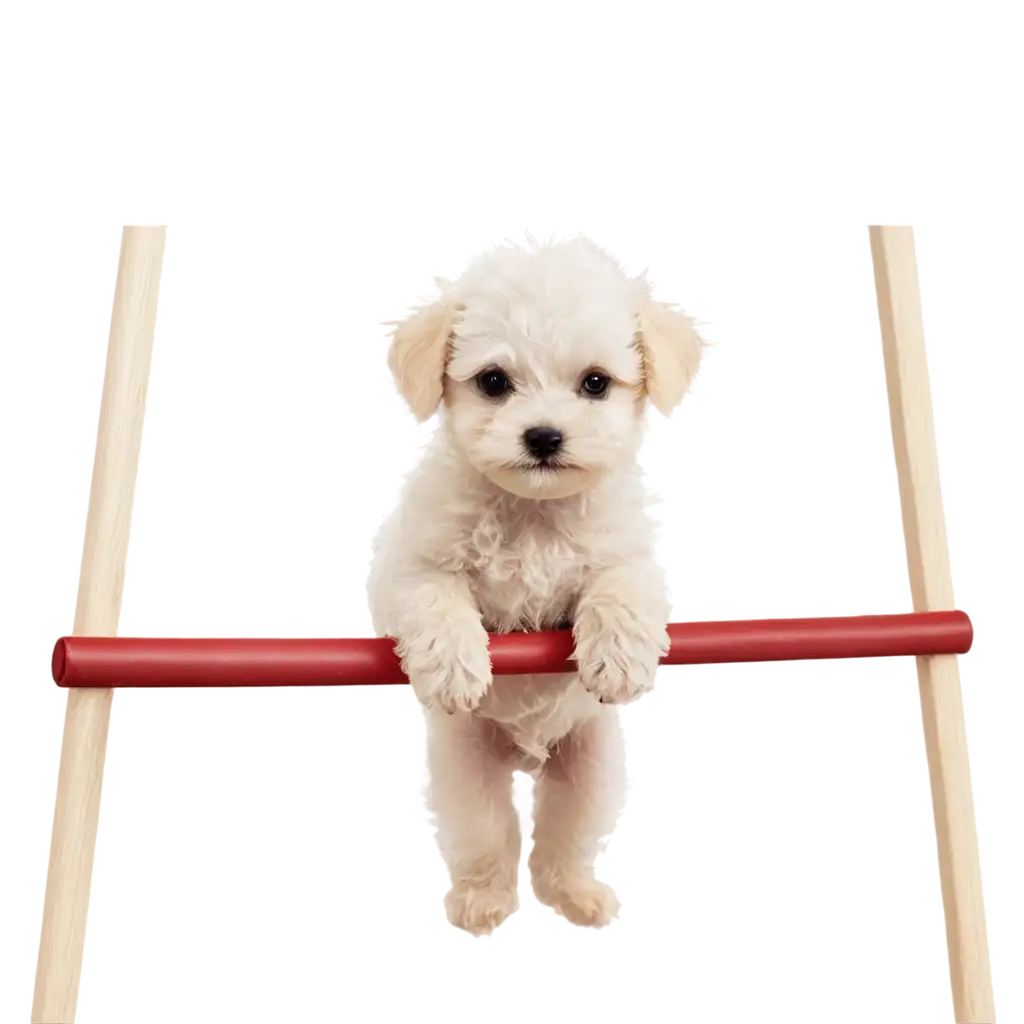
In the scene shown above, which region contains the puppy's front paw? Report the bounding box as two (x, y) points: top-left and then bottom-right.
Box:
(398, 618), (493, 713)
(573, 606), (667, 705)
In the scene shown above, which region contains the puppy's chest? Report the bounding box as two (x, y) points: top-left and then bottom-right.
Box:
(464, 519), (589, 633)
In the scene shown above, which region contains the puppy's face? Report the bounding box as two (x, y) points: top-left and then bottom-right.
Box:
(388, 237), (704, 499)
(444, 254), (644, 499)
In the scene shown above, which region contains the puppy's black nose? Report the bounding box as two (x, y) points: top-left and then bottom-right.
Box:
(523, 426), (563, 458)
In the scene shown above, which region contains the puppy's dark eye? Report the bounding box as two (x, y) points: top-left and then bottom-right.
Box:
(477, 368), (513, 398)
(580, 372), (611, 398)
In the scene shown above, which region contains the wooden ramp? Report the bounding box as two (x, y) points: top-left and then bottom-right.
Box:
(28, 226), (995, 1024)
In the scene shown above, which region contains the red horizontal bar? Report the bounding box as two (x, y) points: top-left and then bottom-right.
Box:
(51, 612), (972, 689)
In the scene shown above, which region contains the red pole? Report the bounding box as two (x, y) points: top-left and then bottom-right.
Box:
(49, 610), (974, 692)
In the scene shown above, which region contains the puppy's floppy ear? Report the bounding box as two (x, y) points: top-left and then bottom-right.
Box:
(386, 282), (462, 422)
(634, 280), (705, 416)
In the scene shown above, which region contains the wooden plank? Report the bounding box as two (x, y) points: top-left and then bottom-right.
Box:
(868, 226), (995, 1024)
(32, 227), (166, 1023)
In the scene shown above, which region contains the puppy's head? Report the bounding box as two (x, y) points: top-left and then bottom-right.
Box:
(387, 236), (703, 499)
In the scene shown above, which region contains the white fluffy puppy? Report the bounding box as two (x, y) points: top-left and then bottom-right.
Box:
(368, 236), (703, 936)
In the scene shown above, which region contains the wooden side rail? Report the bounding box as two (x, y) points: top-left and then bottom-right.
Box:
(871, 225), (994, 1022)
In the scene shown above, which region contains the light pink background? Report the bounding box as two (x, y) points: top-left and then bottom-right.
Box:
(2, 9), (1024, 1024)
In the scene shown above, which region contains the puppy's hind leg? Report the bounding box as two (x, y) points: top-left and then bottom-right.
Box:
(426, 711), (521, 936)
(529, 707), (626, 928)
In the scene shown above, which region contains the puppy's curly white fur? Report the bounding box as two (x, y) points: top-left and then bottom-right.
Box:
(367, 235), (703, 936)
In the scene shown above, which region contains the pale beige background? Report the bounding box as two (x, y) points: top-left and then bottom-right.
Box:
(2, 9), (1024, 1024)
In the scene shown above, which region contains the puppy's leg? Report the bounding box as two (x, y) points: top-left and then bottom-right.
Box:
(373, 567), (492, 714)
(574, 561), (670, 705)
(426, 710), (521, 936)
(529, 707), (626, 927)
